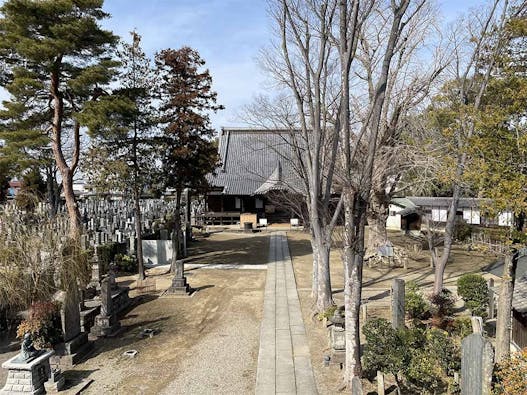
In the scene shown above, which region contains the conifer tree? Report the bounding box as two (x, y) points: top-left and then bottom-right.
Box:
(0, 0), (118, 238)
(80, 31), (157, 280)
(156, 47), (222, 264)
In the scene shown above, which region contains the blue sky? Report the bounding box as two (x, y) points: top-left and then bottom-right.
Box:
(0, 0), (488, 131)
(99, 0), (487, 130)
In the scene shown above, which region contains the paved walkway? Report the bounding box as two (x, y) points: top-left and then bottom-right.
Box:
(255, 232), (318, 394)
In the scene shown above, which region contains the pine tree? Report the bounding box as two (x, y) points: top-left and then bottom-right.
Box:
(0, 0), (118, 238)
(80, 31), (158, 280)
(155, 47), (222, 265)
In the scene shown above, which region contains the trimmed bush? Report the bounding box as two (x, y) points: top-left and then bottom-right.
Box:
(457, 274), (488, 317)
(453, 218), (472, 242)
(447, 316), (473, 339)
(404, 328), (459, 394)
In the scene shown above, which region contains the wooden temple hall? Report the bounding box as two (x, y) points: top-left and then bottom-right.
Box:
(201, 128), (304, 226)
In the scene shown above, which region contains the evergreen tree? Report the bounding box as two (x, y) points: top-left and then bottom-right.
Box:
(155, 47), (222, 264)
(80, 31), (158, 280)
(0, 0), (118, 238)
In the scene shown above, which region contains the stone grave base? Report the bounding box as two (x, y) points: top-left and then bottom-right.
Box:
(90, 314), (121, 337)
(50, 332), (93, 368)
(163, 276), (192, 296)
(1, 350), (54, 394)
(43, 368), (65, 392)
(112, 287), (130, 314)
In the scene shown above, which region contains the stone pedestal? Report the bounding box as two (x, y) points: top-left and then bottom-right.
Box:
(90, 314), (120, 337)
(1, 350), (54, 394)
(165, 276), (191, 296)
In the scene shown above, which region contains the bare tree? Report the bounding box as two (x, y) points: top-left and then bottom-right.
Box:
(337, 0), (426, 385)
(261, 0), (345, 312)
(363, 2), (449, 253)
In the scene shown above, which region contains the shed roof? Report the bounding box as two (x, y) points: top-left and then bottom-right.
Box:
(207, 128), (304, 196)
(407, 196), (489, 209)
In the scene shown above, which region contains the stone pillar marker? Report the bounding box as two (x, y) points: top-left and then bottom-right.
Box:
(461, 333), (493, 395)
(487, 278), (495, 319)
(61, 288), (81, 343)
(391, 278), (405, 329)
(377, 371), (385, 395)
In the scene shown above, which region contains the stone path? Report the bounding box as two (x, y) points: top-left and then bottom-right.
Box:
(255, 232), (318, 394)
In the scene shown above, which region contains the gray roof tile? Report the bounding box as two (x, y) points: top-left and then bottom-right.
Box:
(207, 129), (304, 195)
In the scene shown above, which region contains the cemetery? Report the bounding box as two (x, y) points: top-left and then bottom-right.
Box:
(0, 0), (527, 394)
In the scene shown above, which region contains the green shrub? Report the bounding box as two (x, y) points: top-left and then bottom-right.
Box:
(405, 281), (430, 319)
(494, 348), (527, 394)
(447, 316), (473, 339)
(114, 254), (137, 273)
(457, 274), (488, 317)
(96, 242), (127, 273)
(404, 328), (459, 394)
(362, 318), (406, 381)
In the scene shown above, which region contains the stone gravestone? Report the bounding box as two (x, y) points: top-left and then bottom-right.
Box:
(165, 259), (191, 296)
(61, 288), (81, 343)
(391, 279), (405, 329)
(461, 333), (493, 395)
(90, 277), (120, 337)
(53, 287), (92, 367)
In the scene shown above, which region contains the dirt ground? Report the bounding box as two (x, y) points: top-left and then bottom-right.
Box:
(0, 229), (500, 394)
(288, 229), (500, 394)
(0, 232), (268, 395)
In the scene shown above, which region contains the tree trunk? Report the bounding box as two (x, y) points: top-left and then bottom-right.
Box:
(316, 241), (333, 312)
(60, 168), (81, 239)
(433, 182), (460, 296)
(343, 190), (366, 385)
(495, 251), (518, 363)
(50, 63), (81, 239)
(310, 230), (319, 300)
(134, 190), (145, 281)
(367, 190), (389, 253)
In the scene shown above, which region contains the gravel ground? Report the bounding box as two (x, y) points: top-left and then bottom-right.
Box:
(160, 312), (259, 394)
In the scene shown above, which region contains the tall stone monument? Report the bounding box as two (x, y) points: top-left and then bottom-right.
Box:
(391, 279), (405, 329)
(461, 333), (493, 395)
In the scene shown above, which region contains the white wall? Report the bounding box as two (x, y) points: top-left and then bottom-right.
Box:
(386, 204), (402, 230)
(463, 208), (481, 225)
(498, 211), (513, 227)
(431, 208), (448, 222)
(142, 240), (173, 267)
